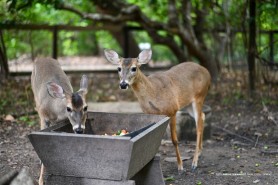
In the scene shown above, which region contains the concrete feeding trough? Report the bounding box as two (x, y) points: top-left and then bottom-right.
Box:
(28, 112), (169, 185)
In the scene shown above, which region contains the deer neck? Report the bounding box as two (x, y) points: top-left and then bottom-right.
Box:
(131, 70), (154, 99)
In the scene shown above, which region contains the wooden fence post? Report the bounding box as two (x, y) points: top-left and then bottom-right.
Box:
(52, 26), (58, 59)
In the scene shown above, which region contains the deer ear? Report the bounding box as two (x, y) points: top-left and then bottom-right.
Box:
(138, 49), (152, 65)
(47, 82), (65, 99)
(104, 49), (121, 65)
(79, 75), (88, 95)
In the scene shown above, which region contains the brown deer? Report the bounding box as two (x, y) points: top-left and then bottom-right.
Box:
(31, 58), (88, 185)
(104, 49), (211, 172)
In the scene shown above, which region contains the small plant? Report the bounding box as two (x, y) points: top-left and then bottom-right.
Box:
(164, 176), (175, 182)
(19, 115), (36, 126)
(196, 181), (202, 185)
(0, 99), (8, 114)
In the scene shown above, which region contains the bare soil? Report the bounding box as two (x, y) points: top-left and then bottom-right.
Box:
(0, 71), (277, 185)
(160, 101), (278, 185)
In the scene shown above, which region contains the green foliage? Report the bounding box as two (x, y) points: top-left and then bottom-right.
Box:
(0, 79), (34, 116)
(164, 176), (175, 181)
(196, 181), (202, 185)
(2, 0), (94, 25)
(1, 0), (278, 63)
(4, 30), (52, 59)
(132, 30), (177, 62)
(221, 90), (245, 105)
(0, 99), (8, 114)
(1, 0), (99, 60)
(152, 45), (177, 63)
(258, 2), (278, 30)
(261, 96), (278, 106)
(77, 31), (99, 56)
(96, 31), (121, 54)
(127, 0), (168, 23)
(19, 115), (36, 126)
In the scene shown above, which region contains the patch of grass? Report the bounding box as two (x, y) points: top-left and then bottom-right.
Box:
(19, 115), (36, 126)
(261, 97), (278, 105)
(0, 99), (8, 114)
(164, 176), (175, 182)
(0, 78), (36, 126)
(196, 181), (202, 185)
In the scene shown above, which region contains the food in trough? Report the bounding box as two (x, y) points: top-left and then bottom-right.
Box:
(104, 129), (129, 136)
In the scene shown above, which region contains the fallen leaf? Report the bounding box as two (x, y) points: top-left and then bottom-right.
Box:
(253, 179), (260, 184)
(4, 115), (15, 122)
(254, 132), (262, 137)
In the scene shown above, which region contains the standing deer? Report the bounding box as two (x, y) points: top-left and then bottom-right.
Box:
(31, 58), (88, 185)
(104, 49), (211, 172)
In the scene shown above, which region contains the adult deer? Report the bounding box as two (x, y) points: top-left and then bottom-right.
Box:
(31, 58), (88, 185)
(104, 49), (211, 172)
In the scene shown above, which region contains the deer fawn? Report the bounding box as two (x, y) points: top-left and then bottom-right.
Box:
(31, 58), (88, 185)
(104, 49), (211, 172)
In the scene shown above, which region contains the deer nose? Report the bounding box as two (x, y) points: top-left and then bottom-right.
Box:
(120, 82), (129, 89)
(74, 127), (84, 134)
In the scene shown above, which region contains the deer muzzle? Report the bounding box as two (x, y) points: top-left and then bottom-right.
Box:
(74, 127), (84, 134)
(73, 124), (85, 134)
(120, 81), (129, 89)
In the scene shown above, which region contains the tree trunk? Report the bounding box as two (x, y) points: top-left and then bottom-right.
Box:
(248, 0), (256, 94)
(110, 27), (140, 57)
(94, 2), (140, 57)
(0, 30), (9, 79)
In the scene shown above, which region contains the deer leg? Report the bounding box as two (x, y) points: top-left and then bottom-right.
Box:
(38, 116), (49, 185)
(199, 113), (205, 150)
(39, 164), (45, 185)
(191, 101), (204, 171)
(169, 115), (184, 172)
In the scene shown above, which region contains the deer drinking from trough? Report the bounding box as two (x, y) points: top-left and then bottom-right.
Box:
(31, 58), (88, 185)
(104, 49), (211, 172)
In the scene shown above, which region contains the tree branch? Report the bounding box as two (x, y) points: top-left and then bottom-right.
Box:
(57, 4), (85, 18)
(59, 1), (218, 79)
(168, 0), (178, 27)
(58, 2), (187, 60)
(181, 0), (197, 43)
(58, 3), (138, 23)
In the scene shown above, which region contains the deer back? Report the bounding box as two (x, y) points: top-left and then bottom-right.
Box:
(31, 58), (73, 120)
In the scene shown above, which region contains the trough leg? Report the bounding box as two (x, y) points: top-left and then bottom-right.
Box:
(131, 155), (165, 185)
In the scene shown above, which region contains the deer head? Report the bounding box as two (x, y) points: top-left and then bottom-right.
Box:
(46, 75), (88, 134)
(104, 49), (152, 89)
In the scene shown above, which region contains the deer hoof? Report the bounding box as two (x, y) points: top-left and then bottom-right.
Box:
(178, 168), (185, 175)
(177, 165), (185, 175)
(191, 161), (198, 172)
(39, 180), (44, 185)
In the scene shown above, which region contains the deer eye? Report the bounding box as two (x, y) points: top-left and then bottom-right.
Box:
(83, 106), (88, 112)
(117, 67), (122, 72)
(66, 107), (72, 112)
(131, 67), (137, 72)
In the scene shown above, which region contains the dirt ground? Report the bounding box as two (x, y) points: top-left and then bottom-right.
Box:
(0, 71), (277, 185)
(160, 101), (278, 185)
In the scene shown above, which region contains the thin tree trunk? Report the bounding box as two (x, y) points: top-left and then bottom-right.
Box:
(0, 30), (9, 79)
(248, 0), (256, 94)
(110, 27), (140, 57)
